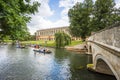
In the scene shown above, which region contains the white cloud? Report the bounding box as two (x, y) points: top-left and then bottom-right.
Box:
(51, 16), (69, 28)
(28, 0), (120, 35)
(27, 0), (83, 34)
(59, 0), (83, 16)
(115, 1), (120, 8)
(37, 0), (54, 17)
(27, 0), (54, 34)
(28, 0), (71, 34)
(28, 15), (69, 34)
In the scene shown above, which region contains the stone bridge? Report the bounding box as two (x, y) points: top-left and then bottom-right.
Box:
(87, 23), (120, 80)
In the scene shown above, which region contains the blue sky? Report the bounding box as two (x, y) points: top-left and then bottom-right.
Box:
(28, 0), (120, 34)
(48, 0), (64, 22)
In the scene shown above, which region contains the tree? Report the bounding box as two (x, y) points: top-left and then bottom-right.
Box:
(0, 0), (40, 41)
(92, 0), (119, 31)
(30, 34), (36, 41)
(55, 32), (71, 48)
(68, 0), (120, 40)
(68, 0), (93, 41)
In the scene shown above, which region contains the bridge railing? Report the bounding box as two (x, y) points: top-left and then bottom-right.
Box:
(88, 22), (120, 48)
(90, 22), (120, 36)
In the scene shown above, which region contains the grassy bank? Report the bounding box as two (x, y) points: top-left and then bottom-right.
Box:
(68, 40), (83, 46)
(21, 40), (55, 47)
(21, 40), (84, 47)
(2, 40), (12, 43)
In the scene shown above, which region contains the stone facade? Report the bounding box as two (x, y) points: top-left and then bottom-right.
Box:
(35, 26), (80, 41)
(88, 23), (120, 48)
(87, 23), (120, 80)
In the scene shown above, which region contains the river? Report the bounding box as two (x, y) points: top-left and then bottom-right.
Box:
(0, 45), (116, 80)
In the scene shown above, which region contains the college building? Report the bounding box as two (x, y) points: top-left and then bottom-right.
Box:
(35, 26), (80, 41)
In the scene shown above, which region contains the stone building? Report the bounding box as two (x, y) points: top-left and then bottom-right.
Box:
(35, 26), (80, 41)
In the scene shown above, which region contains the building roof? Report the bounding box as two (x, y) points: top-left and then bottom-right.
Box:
(37, 26), (69, 32)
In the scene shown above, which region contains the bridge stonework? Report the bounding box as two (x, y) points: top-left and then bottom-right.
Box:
(87, 23), (120, 80)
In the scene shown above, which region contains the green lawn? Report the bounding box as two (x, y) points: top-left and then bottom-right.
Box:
(21, 40), (55, 47)
(21, 40), (83, 47)
(3, 40), (84, 47)
(68, 40), (84, 46)
(3, 40), (12, 43)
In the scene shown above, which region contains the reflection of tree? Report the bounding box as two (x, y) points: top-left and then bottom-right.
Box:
(68, 53), (92, 80)
(54, 48), (94, 80)
(54, 49), (70, 62)
(54, 49), (92, 66)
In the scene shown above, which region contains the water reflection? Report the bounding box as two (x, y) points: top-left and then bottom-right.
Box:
(0, 45), (116, 80)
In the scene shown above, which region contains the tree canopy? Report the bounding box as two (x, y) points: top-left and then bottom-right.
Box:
(55, 32), (71, 48)
(0, 0), (40, 41)
(68, 0), (93, 40)
(68, 0), (120, 40)
(92, 0), (119, 31)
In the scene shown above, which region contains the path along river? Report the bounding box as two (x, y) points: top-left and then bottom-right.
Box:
(0, 45), (116, 80)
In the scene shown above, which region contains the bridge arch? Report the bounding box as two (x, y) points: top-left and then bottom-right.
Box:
(94, 54), (118, 80)
(87, 23), (120, 80)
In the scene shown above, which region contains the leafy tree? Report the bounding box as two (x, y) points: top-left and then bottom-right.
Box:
(92, 0), (119, 31)
(30, 34), (36, 41)
(55, 32), (71, 48)
(0, 0), (40, 41)
(68, 0), (93, 41)
(68, 0), (120, 40)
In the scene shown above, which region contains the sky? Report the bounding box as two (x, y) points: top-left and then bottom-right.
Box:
(27, 0), (120, 35)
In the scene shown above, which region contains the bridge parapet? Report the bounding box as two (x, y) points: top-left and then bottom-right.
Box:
(87, 23), (120, 80)
(88, 24), (120, 48)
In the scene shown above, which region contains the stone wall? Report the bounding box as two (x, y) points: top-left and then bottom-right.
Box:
(88, 23), (120, 48)
(87, 23), (120, 80)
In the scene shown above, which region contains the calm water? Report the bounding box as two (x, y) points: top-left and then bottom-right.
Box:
(0, 45), (116, 80)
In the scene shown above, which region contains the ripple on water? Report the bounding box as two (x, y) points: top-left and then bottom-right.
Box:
(0, 45), (116, 80)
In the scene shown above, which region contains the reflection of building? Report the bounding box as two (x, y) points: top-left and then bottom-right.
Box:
(35, 26), (80, 41)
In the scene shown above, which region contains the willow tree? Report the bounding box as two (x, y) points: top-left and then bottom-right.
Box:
(0, 0), (40, 41)
(55, 32), (71, 48)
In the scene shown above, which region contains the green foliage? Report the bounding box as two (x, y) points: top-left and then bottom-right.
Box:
(68, 0), (93, 40)
(92, 0), (119, 31)
(68, 40), (83, 46)
(30, 35), (36, 41)
(21, 40), (83, 47)
(68, 0), (120, 40)
(55, 32), (71, 48)
(21, 40), (55, 47)
(0, 0), (40, 40)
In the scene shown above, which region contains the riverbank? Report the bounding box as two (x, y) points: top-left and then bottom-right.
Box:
(65, 43), (87, 53)
(87, 64), (115, 77)
(21, 40), (84, 47)
(21, 40), (87, 53)
(4, 40), (87, 53)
